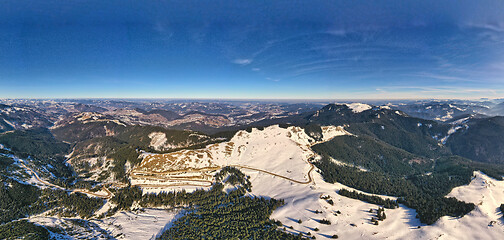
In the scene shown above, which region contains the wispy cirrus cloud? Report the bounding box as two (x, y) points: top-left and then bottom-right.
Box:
(266, 77), (280, 82)
(403, 72), (476, 83)
(463, 22), (504, 32)
(326, 29), (347, 36)
(153, 21), (174, 41)
(232, 58), (253, 65)
(376, 85), (501, 95)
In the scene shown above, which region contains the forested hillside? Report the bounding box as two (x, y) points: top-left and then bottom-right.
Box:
(447, 116), (504, 164)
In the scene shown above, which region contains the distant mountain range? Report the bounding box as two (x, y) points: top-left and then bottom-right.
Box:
(1, 99), (503, 165)
(391, 100), (504, 121)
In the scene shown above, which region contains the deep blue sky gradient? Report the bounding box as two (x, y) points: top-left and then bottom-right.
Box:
(1, 0), (504, 99)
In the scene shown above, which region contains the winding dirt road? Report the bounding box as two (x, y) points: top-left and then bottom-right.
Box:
(229, 162), (315, 184)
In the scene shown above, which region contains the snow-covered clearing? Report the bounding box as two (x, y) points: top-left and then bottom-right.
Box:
(320, 125), (352, 141)
(345, 103), (372, 113)
(148, 132), (171, 151)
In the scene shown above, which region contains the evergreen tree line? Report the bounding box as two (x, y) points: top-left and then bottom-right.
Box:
(338, 189), (399, 209)
(0, 177), (41, 224)
(0, 129), (75, 185)
(0, 128), (70, 161)
(40, 189), (105, 219)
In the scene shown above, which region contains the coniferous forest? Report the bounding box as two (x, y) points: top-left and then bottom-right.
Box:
(338, 189), (399, 209)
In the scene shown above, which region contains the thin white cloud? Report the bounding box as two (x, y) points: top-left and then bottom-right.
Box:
(153, 21), (173, 41)
(376, 85), (501, 95)
(326, 29), (347, 36)
(404, 72), (476, 82)
(489, 62), (504, 71)
(233, 59), (253, 65)
(464, 22), (504, 32)
(252, 68), (260, 71)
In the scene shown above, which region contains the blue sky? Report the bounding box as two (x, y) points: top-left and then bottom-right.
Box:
(1, 0), (504, 99)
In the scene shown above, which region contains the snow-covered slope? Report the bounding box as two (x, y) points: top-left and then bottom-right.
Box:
(248, 163), (504, 239)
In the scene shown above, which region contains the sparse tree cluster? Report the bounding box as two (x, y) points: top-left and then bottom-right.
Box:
(377, 207), (386, 221)
(371, 207), (386, 225)
(319, 219), (331, 225)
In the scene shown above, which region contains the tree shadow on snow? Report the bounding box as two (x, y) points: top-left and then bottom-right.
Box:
(286, 216), (301, 224)
(305, 208), (320, 214)
(318, 233), (338, 238)
(399, 204), (425, 229)
(155, 209), (188, 239)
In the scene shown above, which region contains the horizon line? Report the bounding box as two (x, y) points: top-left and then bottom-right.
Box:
(1, 97), (502, 101)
